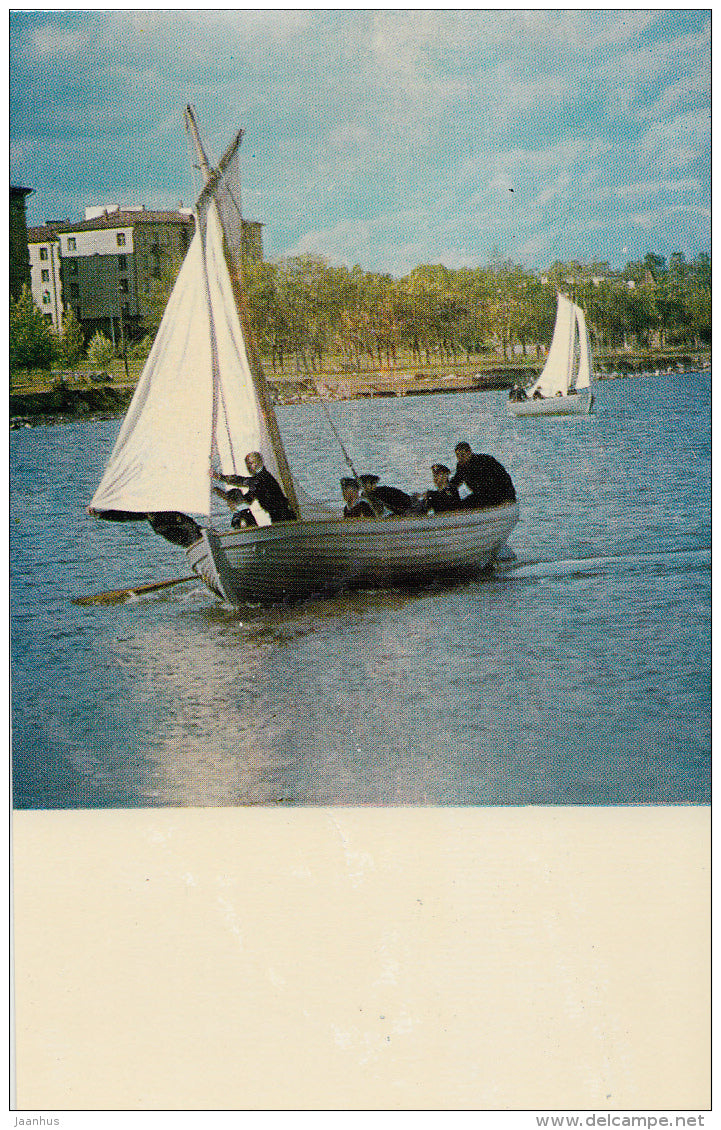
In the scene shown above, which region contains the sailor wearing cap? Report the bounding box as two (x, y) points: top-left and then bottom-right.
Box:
(358, 474), (413, 516)
(341, 477), (375, 518)
(422, 463), (461, 513)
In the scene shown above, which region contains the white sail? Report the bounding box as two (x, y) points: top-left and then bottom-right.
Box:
(91, 125), (336, 520)
(575, 304), (593, 390)
(530, 294), (575, 397)
(203, 202), (283, 484)
(91, 225), (215, 515)
(527, 293), (594, 399)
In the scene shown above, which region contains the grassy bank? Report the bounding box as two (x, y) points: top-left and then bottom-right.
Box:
(10, 349), (711, 425)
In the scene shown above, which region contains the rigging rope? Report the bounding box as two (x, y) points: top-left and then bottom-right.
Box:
(318, 400), (382, 516)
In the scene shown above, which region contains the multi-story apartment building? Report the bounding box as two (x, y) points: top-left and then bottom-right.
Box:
(28, 224), (64, 329)
(23, 203), (264, 342)
(57, 205), (196, 342)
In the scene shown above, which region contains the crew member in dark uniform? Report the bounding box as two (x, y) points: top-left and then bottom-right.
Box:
(422, 464), (461, 513)
(211, 486), (258, 528)
(509, 383), (528, 402)
(358, 474), (413, 515)
(341, 478), (375, 518)
(214, 451), (297, 523)
(450, 442), (516, 509)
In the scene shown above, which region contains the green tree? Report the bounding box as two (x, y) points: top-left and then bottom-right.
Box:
(87, 331), (115, 368)
(690, 251), (711, 289)
(57, 306), (85, 367)
(234, 245), (710, 373)
(272, 254), (341, 373)
(128, 335), (154, 365)
(644, 252), (667, 281)
(9, 285), (55, 370)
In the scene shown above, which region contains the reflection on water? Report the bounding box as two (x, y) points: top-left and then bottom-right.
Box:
(11, 374), (711, 807)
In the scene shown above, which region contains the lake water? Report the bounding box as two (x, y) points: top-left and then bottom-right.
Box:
(11, 372), (710, 808)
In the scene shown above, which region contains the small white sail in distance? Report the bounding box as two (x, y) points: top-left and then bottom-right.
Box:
(528, 293), (593, 398)
(574, 304), (593, 390)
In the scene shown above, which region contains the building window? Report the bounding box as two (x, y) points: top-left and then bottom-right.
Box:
(119, 277), (129, 294)
(118, 254), (127, 271)
(69, 260), (78, 276)
(67, 237), (76, 251)
(70, 283), (79, 299)
(44, 314), (53, 324)
(40, 247), (48, 261)
(116, 232), (126, 247)
(41, 269), (50, 282)
(42, 291), (51, 305)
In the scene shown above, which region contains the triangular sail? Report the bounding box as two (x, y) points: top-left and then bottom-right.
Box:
(203, 201), (283, 484)
(529, 294), (593, 398)
(92, 112), (340, 523)
(530, 294), (574, 397)
(575, 304), (593, 389)
(194, 120), (301, 515)
(90, 226), (215, 515)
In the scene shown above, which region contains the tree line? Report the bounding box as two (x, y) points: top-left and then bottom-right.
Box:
(241, 250), (711, 374)
(10, 249), (711, 375)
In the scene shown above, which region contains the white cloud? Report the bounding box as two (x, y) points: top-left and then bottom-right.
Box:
(586, 11), (657, 49)
(9, 10), (711, 272)
(636, 109), (710, 176)
(24, 24), (83, 60)
(613, 179), (702, 200)
(640, 68), (710, 123)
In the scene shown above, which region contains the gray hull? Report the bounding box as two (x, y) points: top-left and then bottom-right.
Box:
(186, 502), (519, 604)
(508, 388), (594, 416)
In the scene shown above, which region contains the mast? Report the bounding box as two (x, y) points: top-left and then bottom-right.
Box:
(184, 105), (300, 516)
(184, 104), (214, 182)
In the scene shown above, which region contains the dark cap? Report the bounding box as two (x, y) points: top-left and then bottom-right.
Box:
(431, 463), (450, 475)
(359, 474), (380, 487)
(340, 477), (357, 489)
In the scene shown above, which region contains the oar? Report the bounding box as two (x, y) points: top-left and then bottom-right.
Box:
(73, 575), (198, 606)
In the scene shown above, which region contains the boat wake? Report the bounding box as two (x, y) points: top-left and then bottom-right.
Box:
(500, 547), (710, 583)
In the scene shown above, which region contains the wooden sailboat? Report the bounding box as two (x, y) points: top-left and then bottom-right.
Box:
(508, 293), (595, 416)
(90, 109), (518, 605)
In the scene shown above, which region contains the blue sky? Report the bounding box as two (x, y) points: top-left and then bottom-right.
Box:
(10, 9), (710, 276)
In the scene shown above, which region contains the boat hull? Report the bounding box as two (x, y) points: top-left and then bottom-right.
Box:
(186, 502), (519, 603)
(508, 388), (594, 416)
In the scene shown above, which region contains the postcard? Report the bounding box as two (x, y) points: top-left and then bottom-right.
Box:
(10, 10), (710, 1115)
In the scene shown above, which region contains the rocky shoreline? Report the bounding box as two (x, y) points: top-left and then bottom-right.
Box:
(10, 384), (135, 428)
(9, 369), (519, 427)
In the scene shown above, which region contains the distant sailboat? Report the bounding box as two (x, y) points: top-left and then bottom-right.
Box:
(508, 293), (595, 416)
(90, 108), (518, 604)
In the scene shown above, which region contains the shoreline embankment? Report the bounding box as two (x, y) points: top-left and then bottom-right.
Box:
(10, 354), (710, 427)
